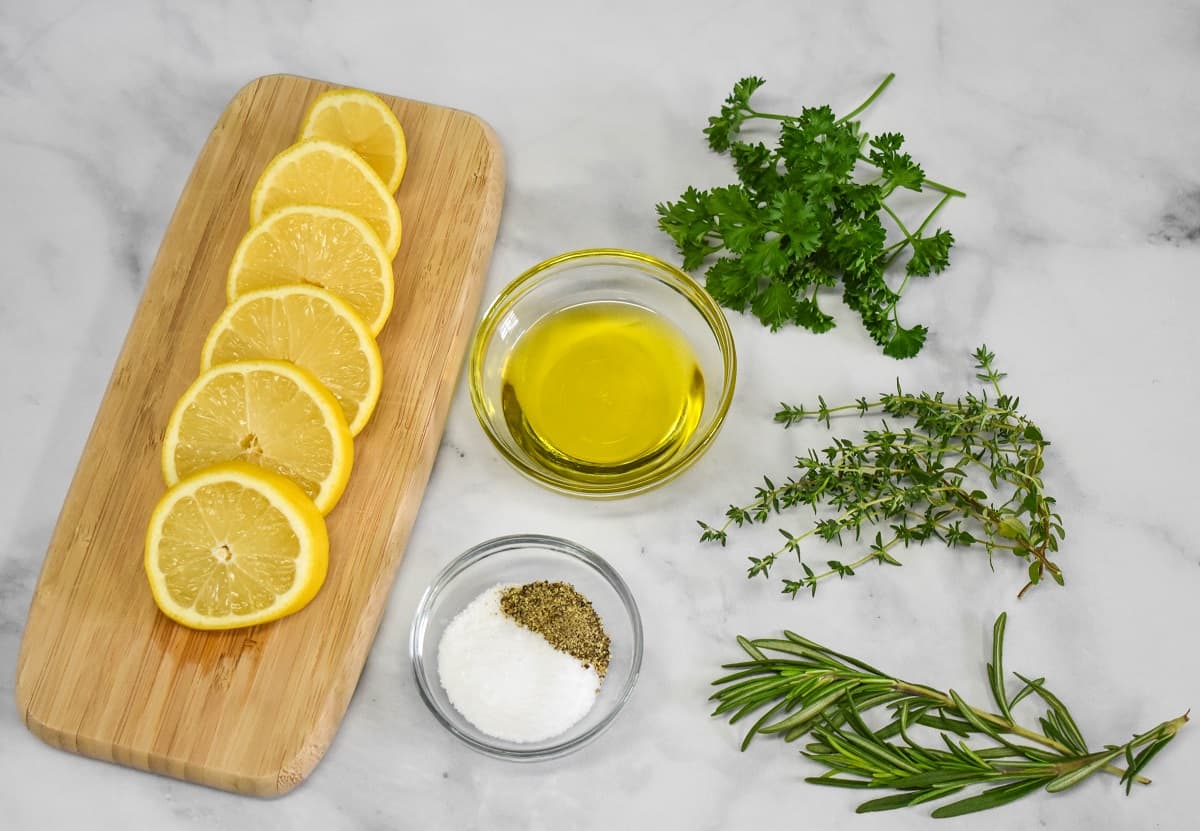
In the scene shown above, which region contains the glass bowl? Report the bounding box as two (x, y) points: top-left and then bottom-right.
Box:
(409, 534), (643, 761)
(468, 248), (736, 498)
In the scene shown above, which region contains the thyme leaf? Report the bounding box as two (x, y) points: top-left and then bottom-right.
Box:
(700, 346), (1066, 598)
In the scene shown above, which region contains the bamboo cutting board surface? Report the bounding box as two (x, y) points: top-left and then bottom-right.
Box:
(14, 74), (505, 795)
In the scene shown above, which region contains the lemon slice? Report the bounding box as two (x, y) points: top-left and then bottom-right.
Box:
(227, 205), (394, 335)
(250, 139), (402, 257)
(162, 359), (353, 514)
(298, 89), (408, 192)
(200, 285), (383, 436)
(145, 461), (328, 630)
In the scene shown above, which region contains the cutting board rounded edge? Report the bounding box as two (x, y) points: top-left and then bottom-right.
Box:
(13, 72), (507, 798)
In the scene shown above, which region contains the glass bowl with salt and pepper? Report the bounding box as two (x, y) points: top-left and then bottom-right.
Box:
(410, 534), (643, 760)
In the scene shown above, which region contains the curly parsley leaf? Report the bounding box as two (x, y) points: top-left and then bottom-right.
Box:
(654, 186), (718, 272)
(704, 257), (758, 312)
(752, 280), (800, 331)
(793, 295), (836, 333)
(658, 73), (965, 359)
(906, 229), (955, 277)
(869, 132), (926, 193)
(882, 322), (929, 359)
(704, 76), (767, 152)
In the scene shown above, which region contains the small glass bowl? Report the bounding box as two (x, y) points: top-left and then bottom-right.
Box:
(409, 534), (643, 761)
(468, 248), (736, 498)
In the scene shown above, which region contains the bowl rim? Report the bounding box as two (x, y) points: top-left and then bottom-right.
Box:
(468, 247), (737, 499)
(409, 533), (644, 761)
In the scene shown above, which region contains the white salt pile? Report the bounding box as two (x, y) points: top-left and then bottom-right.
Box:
(437, 583), (600, 743)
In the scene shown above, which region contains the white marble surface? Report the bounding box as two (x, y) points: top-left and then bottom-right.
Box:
(3, 0), (1200, 827)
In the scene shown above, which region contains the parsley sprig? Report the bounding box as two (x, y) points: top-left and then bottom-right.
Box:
(712, 614), (1188, 819)
(657, 73), (965, 358)
(699, 347), (1065, 598)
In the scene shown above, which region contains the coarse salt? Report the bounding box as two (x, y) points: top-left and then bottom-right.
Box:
(437, 583), (600, 743)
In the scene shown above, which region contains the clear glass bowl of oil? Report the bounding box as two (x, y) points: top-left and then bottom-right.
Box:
(469, 249), (736, 498)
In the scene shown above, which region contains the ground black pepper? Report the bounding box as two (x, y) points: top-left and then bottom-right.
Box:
(500, 581), (611, 679)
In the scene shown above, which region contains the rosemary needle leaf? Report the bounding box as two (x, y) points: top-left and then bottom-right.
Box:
(737, 700), (790, 751)
(1044, 747), (1127, 793)
(737, 634), (767, 661)
(805, 776), (874, 790)
(929, 778), (1052, 819)
(712, 614), (1188, 818)
(989, 612), (1014, 721)
(1122, 735), (1175, 794)
(1012, 672), (1089, 755)
(857, 786), (966, 814)
(1010, 675), (1048, 708)
(884, 769), (992, 790)
(759, 684), (855, 736)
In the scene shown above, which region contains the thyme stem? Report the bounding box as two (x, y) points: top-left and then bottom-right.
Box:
(700, 346), (1066, 598)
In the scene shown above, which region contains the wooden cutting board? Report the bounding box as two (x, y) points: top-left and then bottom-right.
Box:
(14, 74), (505, 796)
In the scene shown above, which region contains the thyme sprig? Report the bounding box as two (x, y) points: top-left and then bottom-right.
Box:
(699, 346), (1064, 598)
(712, 614), (1188, 818)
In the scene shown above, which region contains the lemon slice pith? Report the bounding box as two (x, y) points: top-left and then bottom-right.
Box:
(249, 139), (402, 257)
(145, 461), (329, 630)
(200, 285), (383, 437)
(298, 88), (408, 193)
(162, 359), (353, 514)
(226, 204), (395, 335)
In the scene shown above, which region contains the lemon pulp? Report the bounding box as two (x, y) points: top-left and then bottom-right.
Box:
(500, 301), (704, 477)
(144, 462), (329, 630)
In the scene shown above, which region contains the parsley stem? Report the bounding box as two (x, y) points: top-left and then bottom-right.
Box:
(913, 192), (956, 237)
(745, 109), (791, 121)
(879, 192), (958, 321)
(878, 202), (919, 319)
(836, 72), (896, 124)
(880, 200), (916, 242)
(867, 166), (966, 200)
(923, 177), (967, 198)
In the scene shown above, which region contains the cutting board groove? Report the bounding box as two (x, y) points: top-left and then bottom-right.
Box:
(15, 74), (504, 796)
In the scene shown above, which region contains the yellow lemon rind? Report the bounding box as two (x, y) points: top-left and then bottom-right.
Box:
(298, 88), (408, 192)
(248, 138), (402, 257)
(160, 358), (354, 514)
(225, 204), (395, 335)
(199, 285), (384, 437)
(144, 461), (329, 631)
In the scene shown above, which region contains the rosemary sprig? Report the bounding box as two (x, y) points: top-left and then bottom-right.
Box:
(712, 614), (1188, 818)
(699, 345), (1065, 598)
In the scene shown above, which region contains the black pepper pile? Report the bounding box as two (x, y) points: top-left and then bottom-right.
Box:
(500, 581), (611, 678)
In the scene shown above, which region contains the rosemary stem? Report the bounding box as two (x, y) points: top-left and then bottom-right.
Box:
(713, 613), (1185, 817)
(892, 682), (1165, 785)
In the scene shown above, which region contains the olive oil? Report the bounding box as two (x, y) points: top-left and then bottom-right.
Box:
(501, 301), (704, 478)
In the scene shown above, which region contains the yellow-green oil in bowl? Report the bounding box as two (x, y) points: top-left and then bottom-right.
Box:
(500, 301), (704, 479)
